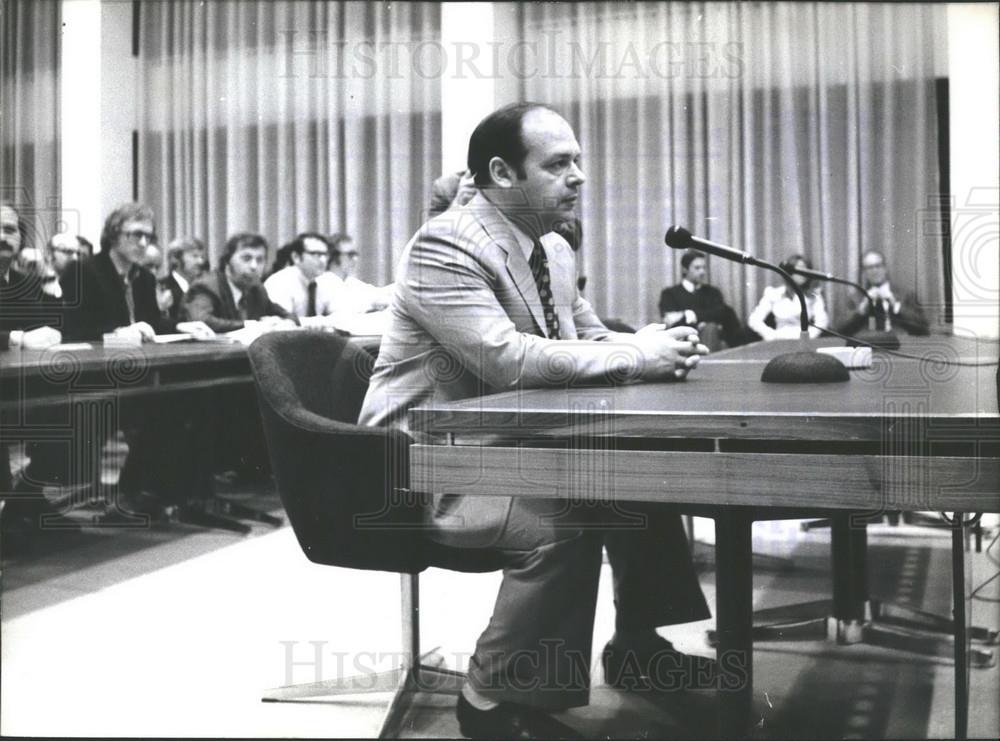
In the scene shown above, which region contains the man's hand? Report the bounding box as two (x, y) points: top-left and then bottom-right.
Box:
(176, 320), (215, 340)
(11, 326), (62, 349)
(638, 325), (710, 381)
(114, 322), (156, 343)
(259, 316), (297, 331)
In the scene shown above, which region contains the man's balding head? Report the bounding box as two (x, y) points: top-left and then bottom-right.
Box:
(467, 104), (585, 238)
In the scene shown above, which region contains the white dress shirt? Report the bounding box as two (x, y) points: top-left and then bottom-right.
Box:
(315, 271), (393, 316)
(264, 265), (327, 318)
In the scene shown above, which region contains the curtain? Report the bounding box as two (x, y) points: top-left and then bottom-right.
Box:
(138, 0), (441, 284)
(1, 0), (60, 249)
(516, 2), (946, 329)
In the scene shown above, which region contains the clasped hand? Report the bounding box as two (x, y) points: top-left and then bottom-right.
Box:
(635, 323), (710, 380)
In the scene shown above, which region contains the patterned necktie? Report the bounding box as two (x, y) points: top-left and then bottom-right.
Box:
(237, 293), (249, 320)
(306, 281), (317, 317)
(529, 240), (560, 339)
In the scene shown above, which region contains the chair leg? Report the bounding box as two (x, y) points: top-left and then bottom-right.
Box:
(262, 572), (470, 737)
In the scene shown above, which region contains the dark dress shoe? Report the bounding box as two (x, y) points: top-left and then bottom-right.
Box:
(456, 694), (582, 740)
(602, 635), (718, 692)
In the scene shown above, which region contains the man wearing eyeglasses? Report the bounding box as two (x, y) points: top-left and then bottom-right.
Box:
(36, 233), (89, 299)
(836, 249), (930, 336)
(263, 232), (335, 322)
(316, 232), (394, 318)
(59, 203), (202, 342)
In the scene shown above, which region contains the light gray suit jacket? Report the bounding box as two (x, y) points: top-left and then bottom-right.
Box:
(359, 194), (655, 547)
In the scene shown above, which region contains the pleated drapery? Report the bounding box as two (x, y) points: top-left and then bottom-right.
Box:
(1, 0), (61, 248)
(516, 2), (946, 328)
(138, 1), (442, 284)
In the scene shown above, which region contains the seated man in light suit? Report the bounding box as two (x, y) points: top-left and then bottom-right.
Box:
(359, 103), (715, 739)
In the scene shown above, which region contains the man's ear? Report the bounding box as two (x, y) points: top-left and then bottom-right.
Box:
(488, 156), (515, 188)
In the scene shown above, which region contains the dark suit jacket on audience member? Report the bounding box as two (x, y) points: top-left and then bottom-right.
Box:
(1, 267), (60, 347)
(658, 282), (747, 347)
(837, 288), (930, 337)
(183, 269), (293, 333)
(161, 273), (187, 322)
(60, 251), (174, 341)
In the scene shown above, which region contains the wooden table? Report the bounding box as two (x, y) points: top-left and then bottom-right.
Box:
(1, 341), (252, 415)
(0, 332), (382, 414)
(1, 332), (379, 531)
(408, 335), (999, 738)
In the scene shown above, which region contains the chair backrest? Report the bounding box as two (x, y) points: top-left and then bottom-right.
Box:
(247, 331), (429, 573)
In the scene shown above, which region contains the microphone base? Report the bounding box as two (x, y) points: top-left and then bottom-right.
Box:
(761, 351), (851, 384)
(847, 329), (901, 351)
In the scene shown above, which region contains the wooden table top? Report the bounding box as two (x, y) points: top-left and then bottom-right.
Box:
(409, 335), (1000, 446)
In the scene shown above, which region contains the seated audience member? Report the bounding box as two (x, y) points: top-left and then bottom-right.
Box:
(41, 233), (88, 298)
(747, 253), (829, 340)
(185, 232), (291, 482)
(61, 203), (176, 342)
(659, 249), (750, 348)
(263, 232), (333, 320)
(184, 231), (296, 333)
(428, 168), (477, 217)
(1, 204), (62, 332)
(26, 204), (211, 519)
(837, 249), (930, 336)
(2, 205), (70, 549)
(162, 237), (206, 322)
(1, 206), (63, 349)
(316, 233), (393, 316)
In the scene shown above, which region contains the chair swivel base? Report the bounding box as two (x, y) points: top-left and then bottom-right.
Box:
(705, 598), (997, 668)
(262, 654), (465, 739)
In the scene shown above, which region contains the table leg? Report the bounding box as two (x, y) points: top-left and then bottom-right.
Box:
(715, 507), (754, 738)
(952, 517), (969, 740)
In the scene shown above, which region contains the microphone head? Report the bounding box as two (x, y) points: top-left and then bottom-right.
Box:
(664, 226), (692, 249)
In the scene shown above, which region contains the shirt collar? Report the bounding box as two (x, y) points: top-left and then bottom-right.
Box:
(681, 278), (697, 293)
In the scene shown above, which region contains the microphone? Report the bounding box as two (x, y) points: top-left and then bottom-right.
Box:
(781, 263), (901, 350)
(664, 226), (848, 383)
(664, 226), (763, 267)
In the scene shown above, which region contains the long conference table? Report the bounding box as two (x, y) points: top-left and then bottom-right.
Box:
(408, 335), (1000, 738)
(0, 331), (380, 529)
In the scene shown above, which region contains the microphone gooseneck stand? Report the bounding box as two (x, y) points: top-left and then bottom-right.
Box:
(788, 266), (901, 351)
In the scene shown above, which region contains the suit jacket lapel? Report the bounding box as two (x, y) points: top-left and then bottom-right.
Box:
(470, 195), (549, 338)
(216, 270), (240, 319)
